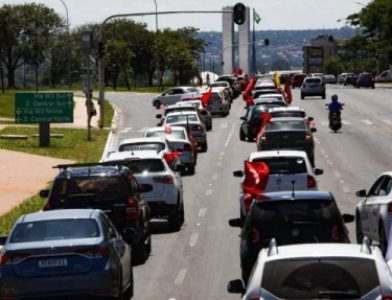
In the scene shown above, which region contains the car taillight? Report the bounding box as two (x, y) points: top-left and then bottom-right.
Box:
(307, 175), (316, 188)
(244, 193), (253, 213)
(0, 253), (30, 266)
(183, 144), (192, 151)
(75, 247), (110, 257)
(331, 225), (340, 242)
(125, 197), (139, 221)
(43, 202), (52, 211)
(192, 125), (202, 131)
(153, 176), (174, 185)
(388, 202), (392, 214)
(382, 296), (392, 300)
(305, 133), (312, 142)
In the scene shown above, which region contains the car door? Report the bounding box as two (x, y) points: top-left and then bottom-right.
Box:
(371, 176), (392, 238)
(160, 89), (178, 106)
(361, 175), (387, 240)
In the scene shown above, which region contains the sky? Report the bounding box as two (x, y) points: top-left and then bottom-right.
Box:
(0, 0), (372, 31)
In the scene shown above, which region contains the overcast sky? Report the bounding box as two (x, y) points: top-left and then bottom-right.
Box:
(1, 0), (372, 31)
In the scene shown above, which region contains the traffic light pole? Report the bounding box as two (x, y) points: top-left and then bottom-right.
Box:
(97, 9), (232, 128)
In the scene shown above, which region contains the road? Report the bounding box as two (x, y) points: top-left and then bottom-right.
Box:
(105, 84), (392, 299)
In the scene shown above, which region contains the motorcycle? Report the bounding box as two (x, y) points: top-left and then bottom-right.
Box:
(325, 103), (344, 133)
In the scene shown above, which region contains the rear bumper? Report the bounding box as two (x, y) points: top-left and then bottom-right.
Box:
(148, 202), (177, 218)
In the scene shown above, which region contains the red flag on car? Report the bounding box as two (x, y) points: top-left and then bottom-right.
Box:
(201, 87), (212, 106)
(242, 161), (270, 197)
(283, 78), (293, 105)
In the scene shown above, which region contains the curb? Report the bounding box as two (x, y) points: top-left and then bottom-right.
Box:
(101, 102), (121, 161)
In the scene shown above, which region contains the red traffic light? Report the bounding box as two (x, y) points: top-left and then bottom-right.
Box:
(233, 3), (246, 25)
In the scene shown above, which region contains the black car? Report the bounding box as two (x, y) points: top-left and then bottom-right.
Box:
(344, 74), (358, 86)
(40, 162), (152, 263)
(239, 105), (268, 142)
(229, 191), (354, 284)
(256, 117), (316, 166)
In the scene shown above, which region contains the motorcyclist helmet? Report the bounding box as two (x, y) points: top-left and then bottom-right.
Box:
(331, 94), (338, 102)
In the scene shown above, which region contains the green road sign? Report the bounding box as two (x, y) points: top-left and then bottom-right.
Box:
(15, 92), (73, 124)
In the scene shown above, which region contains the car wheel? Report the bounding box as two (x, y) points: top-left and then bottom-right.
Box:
(322, 92), (326, 99)
(133, 236), (149, 264)
(301, 93), (305, 100)
(168, 201), (183, 232)
(200, 143), (208, 152)
(356, 212), (364, 244)
(154, 101), (161, 109)
(187, 165), (195, 175)
(379, 222), (388, 256)
(240, 129), (246, 141)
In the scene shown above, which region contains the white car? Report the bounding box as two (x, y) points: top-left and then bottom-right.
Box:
(356, 171), (392, 254)
(103, 150), (185, 231)
(144, 126), (197, 175)
(162, 111), (208, 152)
(177, 99), (213, 131)
(204, 87), (230, 117)
(228, 239), (392, 300)
(233, 150), (323, 219)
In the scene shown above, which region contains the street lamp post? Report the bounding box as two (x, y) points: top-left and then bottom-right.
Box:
(59, 0), (71, 90)
(153, 0), (160, 90)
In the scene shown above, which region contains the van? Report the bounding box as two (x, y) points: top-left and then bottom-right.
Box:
(376, 70), (392, 82)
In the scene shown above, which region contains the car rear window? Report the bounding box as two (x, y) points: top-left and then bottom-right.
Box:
(11, 219), (100, 243)
(253, 157), (307, 174)
(146, 130), (186, 140)
(124, 159), (165, 174)
(261, 258), (379, 299)
(118, 142), (165, 152)
(266, 120), (307, 131)
(166, 114), (198, 123)
(164, 107), (196, 116)
(271, 111), (306, 118)
(305, 78), (321, 84)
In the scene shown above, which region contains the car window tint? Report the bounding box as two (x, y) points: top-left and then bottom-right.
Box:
(261, 258), (379, 298)
(186, 88), (199, 93)
(266, 120), (306, 131)
(253, 157), (307, 174)
(11, 219), (100, 243)
(166, 114), (198, 123)
(119, 142), (165, 152)
(124, 159), (165, 174)
(271, 111), (306, 118)
(305, 78), (321, 84)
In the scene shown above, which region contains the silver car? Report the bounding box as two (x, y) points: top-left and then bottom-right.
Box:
(152, 86), (200, 109)
(206, 88), (230, 117)
(228, 239), (392, 300)
(300, 76), (326, 99)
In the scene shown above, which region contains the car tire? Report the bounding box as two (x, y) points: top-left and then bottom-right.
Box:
(322, 92), (326, 99)
(200, 143), (208, 152)
(168, 201), (184, 232)
(301, 93), (305, 100)
(240, 129), (246, 141)
(154, 101), (161, 109)
(356, 212), (364, 244)
(379, 222), (388, 256)
(133, 235), (150, 264)
(187, 165), (195, 175)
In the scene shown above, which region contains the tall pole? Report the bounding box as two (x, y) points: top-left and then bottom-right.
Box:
(153, 0), (160, 90)
(60, 0), (71, 89)
(252, 8), (256, 74)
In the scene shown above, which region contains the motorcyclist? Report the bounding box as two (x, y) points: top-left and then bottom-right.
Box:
(328, 94), (343, 122)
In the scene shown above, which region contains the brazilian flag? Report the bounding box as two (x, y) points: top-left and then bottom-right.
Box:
(253, 9), (261, 24)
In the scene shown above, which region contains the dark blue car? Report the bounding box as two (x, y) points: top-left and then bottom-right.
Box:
(0, 209), (133, 299)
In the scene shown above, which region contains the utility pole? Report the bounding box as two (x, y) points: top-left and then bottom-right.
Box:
(59, 0), (71, 89)
(82, 31), (94, 141)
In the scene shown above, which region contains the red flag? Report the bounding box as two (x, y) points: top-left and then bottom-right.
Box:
(283, 78), (293, 105)
(243, 160), (269, 197)
(242, 91), (254, 107)
(201, 87), (212, 106)
(164, 151), (182, 163)
(256, 112), (271, 142)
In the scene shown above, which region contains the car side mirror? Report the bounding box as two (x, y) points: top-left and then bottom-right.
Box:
(240, 116), (247, 121)
(310, 127), (317, 133)
(233, 170), (244, 177)
(156, 114), (162, 119)
(227, 279), (245, 294)
(0, 236), (8, 245)
(228, 218), (243, 228)
(307, 116), (314, 122)
(139, 184), (153, 193)
(39, 189), (49, 198)
(314, 168), (324, 175)
(356, 189), (367, 197)
(342, 214), (355, 223)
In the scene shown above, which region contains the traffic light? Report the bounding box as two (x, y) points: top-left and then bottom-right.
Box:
(264, 38), (270, 46)
(233, 3), (246, 25)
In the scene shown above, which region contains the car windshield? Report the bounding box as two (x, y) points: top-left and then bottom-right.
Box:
(146, 130), (186, 140)
(252, 157), (307, 174)
(250, 200), (344, 244)
(266, 120), (307, 131)
(123, 159), (165, 174)
(261, 258), (379, 299)
(166, 114), (198, 123)
(11, 219), (100, 242)
(119, 142), (165, 152)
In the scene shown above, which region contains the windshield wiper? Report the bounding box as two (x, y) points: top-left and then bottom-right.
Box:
(318, 290), (361, 299)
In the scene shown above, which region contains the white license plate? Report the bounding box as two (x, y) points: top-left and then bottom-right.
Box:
(38, 258), (68, 268)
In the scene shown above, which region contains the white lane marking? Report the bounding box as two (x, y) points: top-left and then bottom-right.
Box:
(219, 151), (225, 156)
(119, 127), (132, 134)
(220, 123), (229, 129)
(198, 208), (207, 217)
(321, 149), (326, 155)
(212, 173), (219, 180)
(343, 186), (351, 193)
(169, 298), (176, 300)
(339, 179), (345, 184)
(334, 171), (341, 178)
(224, 124), (236, 147)
(137, 127), (149, 133)
(174, 269), (187, 285)
(382, 119), (392, 125)
(326, 160), (333, 166)
(189, 233), (199, 247)
(362, 119), (373, 125)
(206, 189), (213, 196)
(217, 161), (223, 166)
(342, 120), (351, 125)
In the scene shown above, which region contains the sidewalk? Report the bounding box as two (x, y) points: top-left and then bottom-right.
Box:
(0, 96), (101, 216)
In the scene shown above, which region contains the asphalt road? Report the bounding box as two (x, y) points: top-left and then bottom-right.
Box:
(105, 84), (392, 300)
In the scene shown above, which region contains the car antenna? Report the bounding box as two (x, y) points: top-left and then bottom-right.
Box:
(291, 180), (296, 198)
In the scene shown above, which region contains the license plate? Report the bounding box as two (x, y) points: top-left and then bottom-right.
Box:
(38, 258), (68, 268)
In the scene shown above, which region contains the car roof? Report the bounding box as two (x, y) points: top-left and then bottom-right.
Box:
(165, 111), (198, 116)
(19, 209), (99, 223)
(105, 150), (163, 161)
(57, 165), (123, 178)
(249, 150), (309, 160)
(259, 243), (379, 261)
(118, 137), (167, 145)
(258, 93), (283, 98)
(269, 117), (306, 122)
(166, 103), (196, 109)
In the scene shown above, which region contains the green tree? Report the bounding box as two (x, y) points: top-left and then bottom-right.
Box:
(324, 55), (345, 75)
